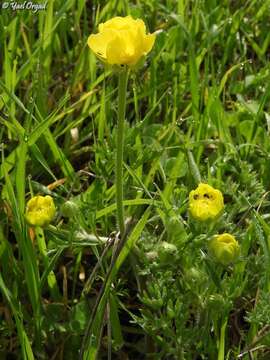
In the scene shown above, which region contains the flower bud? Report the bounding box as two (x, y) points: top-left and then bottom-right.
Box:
(167, 299), (175, 319)
(189, 183), (224, 221)
(145, 251), (158, 261)
(157, 242), (178, 263)
(143, 298), (163, 310)
(61, 200), (79, 218)
(209, 233), (240, 265)
(208, 294), (226, 310)
(208, 294), (232, 312)
(25, 195), (56, 227)
(185, 267), (204, 284)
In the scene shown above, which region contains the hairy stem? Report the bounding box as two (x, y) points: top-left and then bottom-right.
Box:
(218, 317), (228, 360)
(116, 68), (128, 238)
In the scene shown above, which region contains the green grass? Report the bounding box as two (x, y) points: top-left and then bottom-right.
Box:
(1, 0), (270, 359)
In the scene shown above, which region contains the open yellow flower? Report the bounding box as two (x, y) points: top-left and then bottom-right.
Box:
(25, 195), (56, 227)
(87, 16), (156, 66)
(209, 233), (240, 265)
(189, 183), (224, 221)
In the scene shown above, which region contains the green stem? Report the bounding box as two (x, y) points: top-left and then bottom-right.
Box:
(218, 317), (228, 360)
(35, 226), (60, 300)
(116, 68), (128, 238)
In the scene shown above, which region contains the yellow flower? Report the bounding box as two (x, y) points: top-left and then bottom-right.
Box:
(189, 183), (224, 221)
(25, 195), (56, 227)
(209, 233), (240, 265)
(87, 16), (156, 66)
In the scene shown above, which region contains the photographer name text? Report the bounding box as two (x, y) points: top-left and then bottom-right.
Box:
(2, 1), (47, 12)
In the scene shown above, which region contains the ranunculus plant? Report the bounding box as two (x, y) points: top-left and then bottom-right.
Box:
(25, 195), (59, 300)
(87, 16), (155, 238)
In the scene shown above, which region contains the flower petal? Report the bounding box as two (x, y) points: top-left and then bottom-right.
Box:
(106, 34), (130, 64)
(143, 33), (156, 54)
(99, 16), (135, 31)
(87, 30), (117, 59)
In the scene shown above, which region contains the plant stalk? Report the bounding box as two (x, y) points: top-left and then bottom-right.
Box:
(218, 317), (228, 360)
(116, 67), (128, 238)
(35, 226), (60, 300)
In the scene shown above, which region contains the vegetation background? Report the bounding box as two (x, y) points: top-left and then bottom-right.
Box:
(1, 0), (270, 359)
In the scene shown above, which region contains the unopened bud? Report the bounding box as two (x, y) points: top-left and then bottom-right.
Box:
(209, 233), (240, 265)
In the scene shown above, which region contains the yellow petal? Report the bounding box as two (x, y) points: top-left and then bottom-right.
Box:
(106, 34), (130, 64)
(87, 30), (117, 59)
(143, 33), (156, 53)
(100, 16), (135, 31)
(134, 18), (146, 34)
(134, 19), (155, 54)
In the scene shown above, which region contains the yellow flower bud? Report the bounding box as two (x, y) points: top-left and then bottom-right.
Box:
(189, 183), (224, 221)
(87, 16), (156, 66)
(209, 233), (240, 265)
(25, 195), (56, 227)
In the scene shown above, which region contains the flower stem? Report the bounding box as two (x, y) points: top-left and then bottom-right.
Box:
(218, 317), (228, 360)
(116, 67), (128, 238)
(35, 226), (60, 300)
